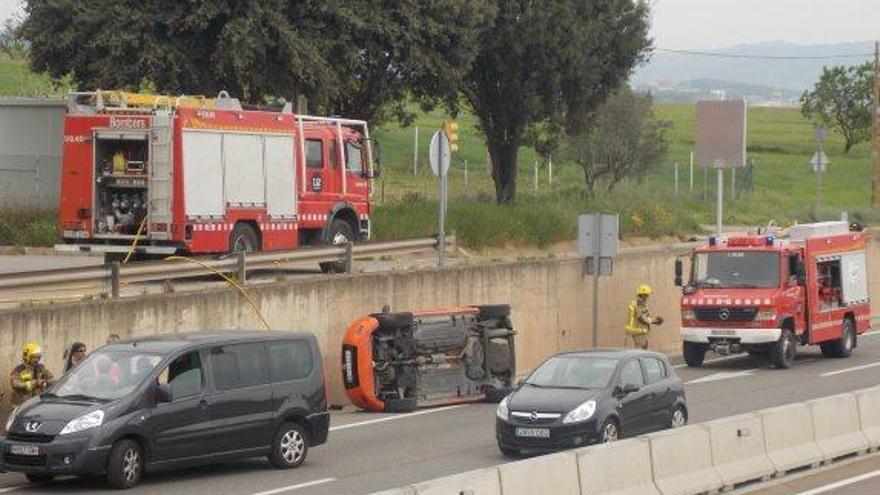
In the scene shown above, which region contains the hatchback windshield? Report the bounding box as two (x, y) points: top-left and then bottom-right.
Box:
(525, 356), (618, 389)
(693, 251), (780, 288)
(50, 350), (163, 401)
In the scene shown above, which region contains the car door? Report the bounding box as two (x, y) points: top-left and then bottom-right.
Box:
(304, 138), (328, 198)
(146, 350), (214, 463)
(268, 339), (318, 416)
(640, 357), (673, 432)
(206, 343), (275, 454)
(615, 359), (652, 437)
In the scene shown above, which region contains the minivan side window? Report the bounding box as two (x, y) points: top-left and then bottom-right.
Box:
(619, 360), (644, 389)
(269, 341), (314, 382)
(158, 351), (203, 399)
(211, 343), (269, 391)
(641, 358), (665, 385)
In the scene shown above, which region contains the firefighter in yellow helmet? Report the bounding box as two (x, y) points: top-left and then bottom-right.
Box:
(625, 285), (664, 349)
(9, 342), (55, 406)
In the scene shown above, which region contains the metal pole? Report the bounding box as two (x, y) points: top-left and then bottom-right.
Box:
(716, 167), (724, 236)
(689, 150), (694, 193)
(548, 154), (553, 189)
(591, 215), (601, 349)
(703, 166), (708, 203)
(110, 261), (120, 298)
(534, 161), (539, 191)
(731, 168), (736, 200)
(816, 140), (824, 211)
(674, 162), (679, 196)
(872, 41), (880, 207)
(344, 241), (353, 273)
(413, 127), (419, 175)
(438, 135), (446, 267)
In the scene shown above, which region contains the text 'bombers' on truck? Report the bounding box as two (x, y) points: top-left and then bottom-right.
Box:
(342, 305), (517, 412)
(676, 221), (871, 369)
(55, 90), (377, 270)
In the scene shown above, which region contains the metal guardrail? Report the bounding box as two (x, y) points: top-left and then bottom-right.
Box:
(0, 236), (454, 296)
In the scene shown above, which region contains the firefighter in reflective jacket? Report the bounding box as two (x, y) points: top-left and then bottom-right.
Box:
(626, 285), (664, 349)
(10, 342), (54, 406)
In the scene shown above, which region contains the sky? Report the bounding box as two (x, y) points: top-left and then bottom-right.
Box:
(1, 0), (879, 50)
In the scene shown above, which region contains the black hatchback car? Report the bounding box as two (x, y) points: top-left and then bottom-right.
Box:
(1, 331), (329, 489)
(496, 349), (686, 456)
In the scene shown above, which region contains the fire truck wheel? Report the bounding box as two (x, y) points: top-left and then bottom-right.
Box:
(772, 328), (797, 369)
(682, 341), (706, 367)
(384, 397), (418, 413)
(824, 318), (855, 358)
(230, 223), (260, 253)
(320, 219), (355, 273)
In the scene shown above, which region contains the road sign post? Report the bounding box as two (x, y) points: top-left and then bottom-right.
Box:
(578, 214), (619, 348)
(430, 130), (451, 266)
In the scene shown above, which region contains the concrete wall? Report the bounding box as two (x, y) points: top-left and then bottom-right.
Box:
(1, 233), (877, 409)
(0, 98), (64, 210)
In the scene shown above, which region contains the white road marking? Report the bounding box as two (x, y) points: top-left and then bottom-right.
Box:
(792, 468), (880, 495)
(685, 369), (759, 385)
(673, 354), (746, 369)
(820, 362), (880, 377)
(0, 486), (28, 494)
(330, 405), (466, 432)
(248, 478), (336, 495)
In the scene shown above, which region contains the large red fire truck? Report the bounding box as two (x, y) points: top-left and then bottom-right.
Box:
(676, 221), (870, 369)
(54, 91), (377, 265)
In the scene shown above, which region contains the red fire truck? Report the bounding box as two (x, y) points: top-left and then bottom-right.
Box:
(54, 91), (377, 266)
(676, 221), (870, 369)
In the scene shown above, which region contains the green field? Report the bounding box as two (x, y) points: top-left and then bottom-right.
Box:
(1, 58), (874, 249)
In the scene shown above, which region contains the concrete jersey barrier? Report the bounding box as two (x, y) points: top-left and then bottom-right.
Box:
(705, 413), (774, 489)
(647, 425), (723, 495)
(412, 468), (501, 495)
(809, 393), (870, 460)
(760, 402), (823, 474)
(856, 386), (880, 450)
(577, 438), (660, 495)
(498, 452), (580, 495)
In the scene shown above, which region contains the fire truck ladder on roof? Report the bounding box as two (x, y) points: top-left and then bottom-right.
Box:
(67, 90), (243, 114)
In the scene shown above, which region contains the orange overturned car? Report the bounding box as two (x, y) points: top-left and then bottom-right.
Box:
(342, 305), (517, 412)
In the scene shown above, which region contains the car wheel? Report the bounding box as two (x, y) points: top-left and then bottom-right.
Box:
(499, 445), (520, 457)
(484, 386), (515, 403)
(670, 406), (688, 429)
(601, 418), (620, 443)
(106, 438), (143, 489)
(683, 341), (706, 367)
(772, 328), (796, 369)
(319, 219), (355, 274)
(478, 305), (511, 320)
(25, 474), (55, 483)
(269, 422), (309, 469)
(384, 397), (418, 413)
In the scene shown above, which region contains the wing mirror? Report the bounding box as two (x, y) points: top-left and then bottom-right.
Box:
(674, 259), (683, 287)
(156, 383), (173, 403)
(615, 384), (640, 398)
(516, 378), (525, 388)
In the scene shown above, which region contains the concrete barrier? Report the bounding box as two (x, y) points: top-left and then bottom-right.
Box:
(498, 452), (580, 495)
(809, 393), (870, 461)
(413, 468), (501, 495)
(856, 386), (880, 451)
(576, 438), (660, 495)
(371, 488), (415, 495)
(760, 402), (822, 474)
(705, 413), (773, 489)
(648, 425), (723, 495)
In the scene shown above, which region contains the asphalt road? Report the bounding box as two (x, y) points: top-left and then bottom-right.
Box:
(2, 332), (880, 495)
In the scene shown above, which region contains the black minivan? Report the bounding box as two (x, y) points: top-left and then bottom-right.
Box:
(0, 331), (329, 489)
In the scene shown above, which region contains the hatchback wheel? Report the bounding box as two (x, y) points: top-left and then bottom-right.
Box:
(601, 418), (620, 443)
(671, 406), (687, 429)
(270, 422), (309, 469)
(106, 439), (143, 489)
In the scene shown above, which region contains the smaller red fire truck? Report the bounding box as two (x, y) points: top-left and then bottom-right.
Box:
(676, 221), (870, 369)
(54, 90), (377, 266)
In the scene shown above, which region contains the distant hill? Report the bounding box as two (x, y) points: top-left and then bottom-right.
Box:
(633, 41), (875, 103)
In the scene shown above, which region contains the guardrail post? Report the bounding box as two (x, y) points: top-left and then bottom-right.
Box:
(237, 251), (247, 284)
(110, 261), (120, 298)
(344, 241), (353, 273)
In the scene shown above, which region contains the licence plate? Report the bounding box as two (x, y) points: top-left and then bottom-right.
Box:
(711, 329), (737, 336)
(9, 444), (39, 456)
(515, 427), (550, 439)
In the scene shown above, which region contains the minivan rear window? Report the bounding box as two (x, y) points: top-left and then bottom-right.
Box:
(211, 343), (269, 391)
(269, 341), (313, 381)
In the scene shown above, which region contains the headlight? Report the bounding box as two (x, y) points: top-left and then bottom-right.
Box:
(563, 400), (597, 424)
(756, 311), (776, 321)
(59, 410), (104, 435)
(5, 407), (18, 431)
(682, 310), (696, 321)
(496, 396), (509, 421)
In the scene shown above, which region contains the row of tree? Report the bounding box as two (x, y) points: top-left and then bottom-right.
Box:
(16, 0), (656, 203)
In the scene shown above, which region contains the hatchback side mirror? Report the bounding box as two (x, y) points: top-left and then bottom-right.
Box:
(157, 383), (173, 403)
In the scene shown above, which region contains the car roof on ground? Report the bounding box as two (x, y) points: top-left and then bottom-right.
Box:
(101, 330), (313, 353)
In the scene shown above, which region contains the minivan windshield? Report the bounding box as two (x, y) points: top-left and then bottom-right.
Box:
(525, 356), (618, 389)
(50, 350), (163, 401)
(692, 251), (780, 289)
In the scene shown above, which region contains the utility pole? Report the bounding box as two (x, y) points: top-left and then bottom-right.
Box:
(872, 41), (880, 208)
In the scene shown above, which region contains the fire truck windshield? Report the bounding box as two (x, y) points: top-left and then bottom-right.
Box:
(692, 251), (780, 289)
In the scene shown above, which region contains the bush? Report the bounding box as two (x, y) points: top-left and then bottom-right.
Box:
(0, 208), (58, 247)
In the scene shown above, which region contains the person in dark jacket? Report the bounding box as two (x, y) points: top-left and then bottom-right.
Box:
(63, 342), (88, 372)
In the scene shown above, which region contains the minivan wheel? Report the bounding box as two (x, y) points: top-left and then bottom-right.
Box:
(270, 422), (309, 469)
(25, 473), (55, 483)
(106, 439), (143, 489)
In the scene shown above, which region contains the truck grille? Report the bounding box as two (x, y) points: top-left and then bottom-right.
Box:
(695, 307), (758, 322)
(3, 453), (47, 467)
(6, 432), (55, 444)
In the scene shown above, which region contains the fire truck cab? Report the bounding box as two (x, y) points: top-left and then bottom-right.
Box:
(55, 90), (376, 264)
(676, 221), (870, 369)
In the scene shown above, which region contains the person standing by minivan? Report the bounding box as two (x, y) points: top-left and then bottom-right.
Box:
(9, 342), (54, 406)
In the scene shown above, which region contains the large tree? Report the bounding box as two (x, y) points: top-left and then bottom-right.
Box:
(19, 0), (491, 124)
(801, 63), (874, 154)
(460, 0), (651, 204)
(559, 86), (667, 195)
